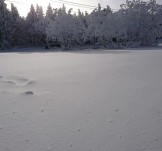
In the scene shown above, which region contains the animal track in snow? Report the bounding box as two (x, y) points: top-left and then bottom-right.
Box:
(0, 76), (35, 86)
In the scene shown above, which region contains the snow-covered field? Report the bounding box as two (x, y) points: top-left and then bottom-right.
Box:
(0, 49), (162, 151)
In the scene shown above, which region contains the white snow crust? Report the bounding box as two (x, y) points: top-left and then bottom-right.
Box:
(0, 48), (162, 151)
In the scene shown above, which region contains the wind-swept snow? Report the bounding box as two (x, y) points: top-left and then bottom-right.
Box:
(0, 49), (162, 151)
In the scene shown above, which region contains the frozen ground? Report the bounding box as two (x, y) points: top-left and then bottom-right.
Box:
(0, 49), (162, 151)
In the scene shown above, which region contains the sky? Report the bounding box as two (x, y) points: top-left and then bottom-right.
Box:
(5, 0), (162, 17)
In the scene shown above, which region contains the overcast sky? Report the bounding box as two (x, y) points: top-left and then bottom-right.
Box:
(6, 0), (162, 17)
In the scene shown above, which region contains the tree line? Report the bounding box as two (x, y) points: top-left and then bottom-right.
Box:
(0, 0), (162, 49)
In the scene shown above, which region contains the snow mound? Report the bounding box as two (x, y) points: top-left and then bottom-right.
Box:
(21, 91), (34, 95)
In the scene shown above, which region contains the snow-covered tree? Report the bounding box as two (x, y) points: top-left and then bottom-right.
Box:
(26, 4), (39, 46)
(13, 17), (29, 46)
(0, 0), (12, 48)
(155, 4), (162, 39)
(120, 0), (159, 46)
(46, 5), (85, 48)
(85, 4), (113, 46)
(46, 3), (55, 20)
(0, 0), (6, 48)
(35, 4), (46, 45)
(10, 3), (20, 46)
(100, 12), (127, 48)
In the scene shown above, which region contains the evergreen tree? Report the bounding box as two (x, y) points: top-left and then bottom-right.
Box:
(36, 4), (44, 20)
(0, 0), (12, 48)
(10, 3), (20, 46)
(35, 4), (46, 46)
(15, 17), (29, 46)
(26, 4), (38, 46)
(46, 3), (55, 20)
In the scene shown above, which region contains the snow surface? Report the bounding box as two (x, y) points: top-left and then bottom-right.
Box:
(0, 49), (162, 151)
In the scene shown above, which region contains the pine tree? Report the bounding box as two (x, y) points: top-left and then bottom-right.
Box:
(46, 3), (55, 20)
(36, 4), (44, 20)
(0, 0), (12, 48)
(35, 4), (46, 46)
(10, 3), (20, 46)
(26, 4), (38, 46)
